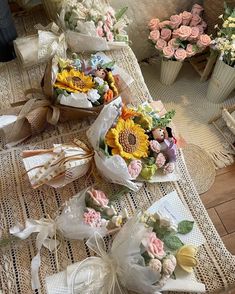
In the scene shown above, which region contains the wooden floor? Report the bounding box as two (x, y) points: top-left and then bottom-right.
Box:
(201, 163), (235, 255)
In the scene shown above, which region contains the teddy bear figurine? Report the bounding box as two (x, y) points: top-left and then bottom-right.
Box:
(150, 127), (177, 174)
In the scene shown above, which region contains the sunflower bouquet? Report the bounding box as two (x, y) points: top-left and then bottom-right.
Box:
(59, 0), (129, 52)
(51, 52), (130, 109)
(87, 97), (178, 191)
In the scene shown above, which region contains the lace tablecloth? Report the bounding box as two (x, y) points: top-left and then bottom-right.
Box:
(0, 8), (235, 294)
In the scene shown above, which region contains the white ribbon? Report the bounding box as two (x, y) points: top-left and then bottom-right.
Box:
(10, 219), (58, 290)
(36, 22), (67, 61)
(68, 232), (126, 294)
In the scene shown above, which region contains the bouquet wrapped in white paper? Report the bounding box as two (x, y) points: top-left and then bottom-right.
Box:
(10, 187), (128, 289)
(45, 191), (206, 294)
(87, 97), (180, 191)
(59, 0), (130, 52)
(14, 23), (67, 68)
(21, 96), (178, 191)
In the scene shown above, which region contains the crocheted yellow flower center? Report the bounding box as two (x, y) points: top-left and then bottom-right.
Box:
(105, 118), (149, 160)
(54, 69), (95, 93)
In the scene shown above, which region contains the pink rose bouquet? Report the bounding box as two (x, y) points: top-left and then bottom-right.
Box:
(148, 3), (211, 61)
(60, 1), (130, 52)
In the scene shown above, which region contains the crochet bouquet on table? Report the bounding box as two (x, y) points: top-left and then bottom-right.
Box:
(21, 97), (178, 191)
(10, 187), (129, 290)
(45, 191), (206, 294)
(0, 52), (133, 146)
(59, 0), (129, 52)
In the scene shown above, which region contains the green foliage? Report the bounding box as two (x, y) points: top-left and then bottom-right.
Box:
(153, 110), (176, 128)
(164, 235), (184, 250)
(115, 7), (128, 21)
(177, 220), (194, 234)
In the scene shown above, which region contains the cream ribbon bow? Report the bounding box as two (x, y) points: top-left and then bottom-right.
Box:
(68, 232), (126, 294)
(10, 218), (58, 290)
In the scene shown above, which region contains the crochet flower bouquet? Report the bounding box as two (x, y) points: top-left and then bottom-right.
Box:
(0, 53), (132, 146)
(87, 97), (178, 191)
(59, 0), (129, 52)
(10, 187), (128, 289)
(45, 191), (206, 294)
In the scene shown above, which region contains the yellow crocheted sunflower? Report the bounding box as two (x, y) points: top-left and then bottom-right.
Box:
(105, 118), (149, 160)
(54, 69), (95, 93)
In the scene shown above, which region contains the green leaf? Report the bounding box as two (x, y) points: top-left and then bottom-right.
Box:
(177, 220), (194, 234)
(102, 61), (115, 69)
(115, 7), (128, 21)
(153, 222), (172, 239)
(164, 235), (184, 250)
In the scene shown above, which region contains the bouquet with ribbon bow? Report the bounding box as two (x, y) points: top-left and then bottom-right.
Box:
(14, 22), (67, 68)
(45, 191), (206, 294)
(10, 187), (129, 290)
(0, 53), (132, 147)
(59, 0), (129, 52)
(21, 97), (177, 191)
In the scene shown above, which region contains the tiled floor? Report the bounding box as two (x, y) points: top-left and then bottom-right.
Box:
(201, 163), (235, 255)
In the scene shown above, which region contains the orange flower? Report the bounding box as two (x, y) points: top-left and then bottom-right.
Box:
(104, 89), (114, 103)
(121, 105), (139, 120)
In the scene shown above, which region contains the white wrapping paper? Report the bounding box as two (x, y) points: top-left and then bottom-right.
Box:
(66, 30), (128, 53)
(14, 23), (67, 68)
(45, 190), (206, 294)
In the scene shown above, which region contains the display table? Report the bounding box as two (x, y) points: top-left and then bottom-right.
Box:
(0, 9), (235, 294)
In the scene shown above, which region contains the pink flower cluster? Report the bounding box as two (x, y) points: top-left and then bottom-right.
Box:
(83, 208), (102, 227)
(96, 13), (115, 42)
(148, 4), (211, 61)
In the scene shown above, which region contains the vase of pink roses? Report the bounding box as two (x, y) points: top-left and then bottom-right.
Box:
(148, 4), (211, 85)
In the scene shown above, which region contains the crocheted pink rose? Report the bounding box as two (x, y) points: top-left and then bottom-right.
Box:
(159, 20), (171, 30)
(87, 188), (109, 207)
(186, 44), (196, 57)
(188, 26), (200, 41)
(191, 4), (204, 16)
(174, 48), (187, 61)
(128, 160), (142, 179)
(150, 140), (161, 153)
(97, 26), (104, 37)
(106, 31), (114, 42)
(161, 28), (172, 41)
(190, 14), (202, 27)
(163, 46), (175, 59)
(197, 34), (211, 48)
(142, 232), (165, 259)
(148, 18), (160, 31)
(155, 152), (166, 168)
(182, 11), (192, 25)
(168, 38), (179, 48)
(177, 25), (192, 40)
(155, 38), (167, 50)
(163, 162), (175, 174)
(170, 14), (182, 29)
(83, 208), (102, 227)
(149, 30), (160, 42)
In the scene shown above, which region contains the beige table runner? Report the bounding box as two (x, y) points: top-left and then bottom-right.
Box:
(0, 128), (235, 293)
(0, 7), (234, 294)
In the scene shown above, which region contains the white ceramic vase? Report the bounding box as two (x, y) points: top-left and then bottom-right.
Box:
(206, 59), (235, 104)
(160, 59), (183, 86)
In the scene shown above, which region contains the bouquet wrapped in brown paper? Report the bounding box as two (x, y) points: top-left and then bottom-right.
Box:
(0, 52), (133, 146)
